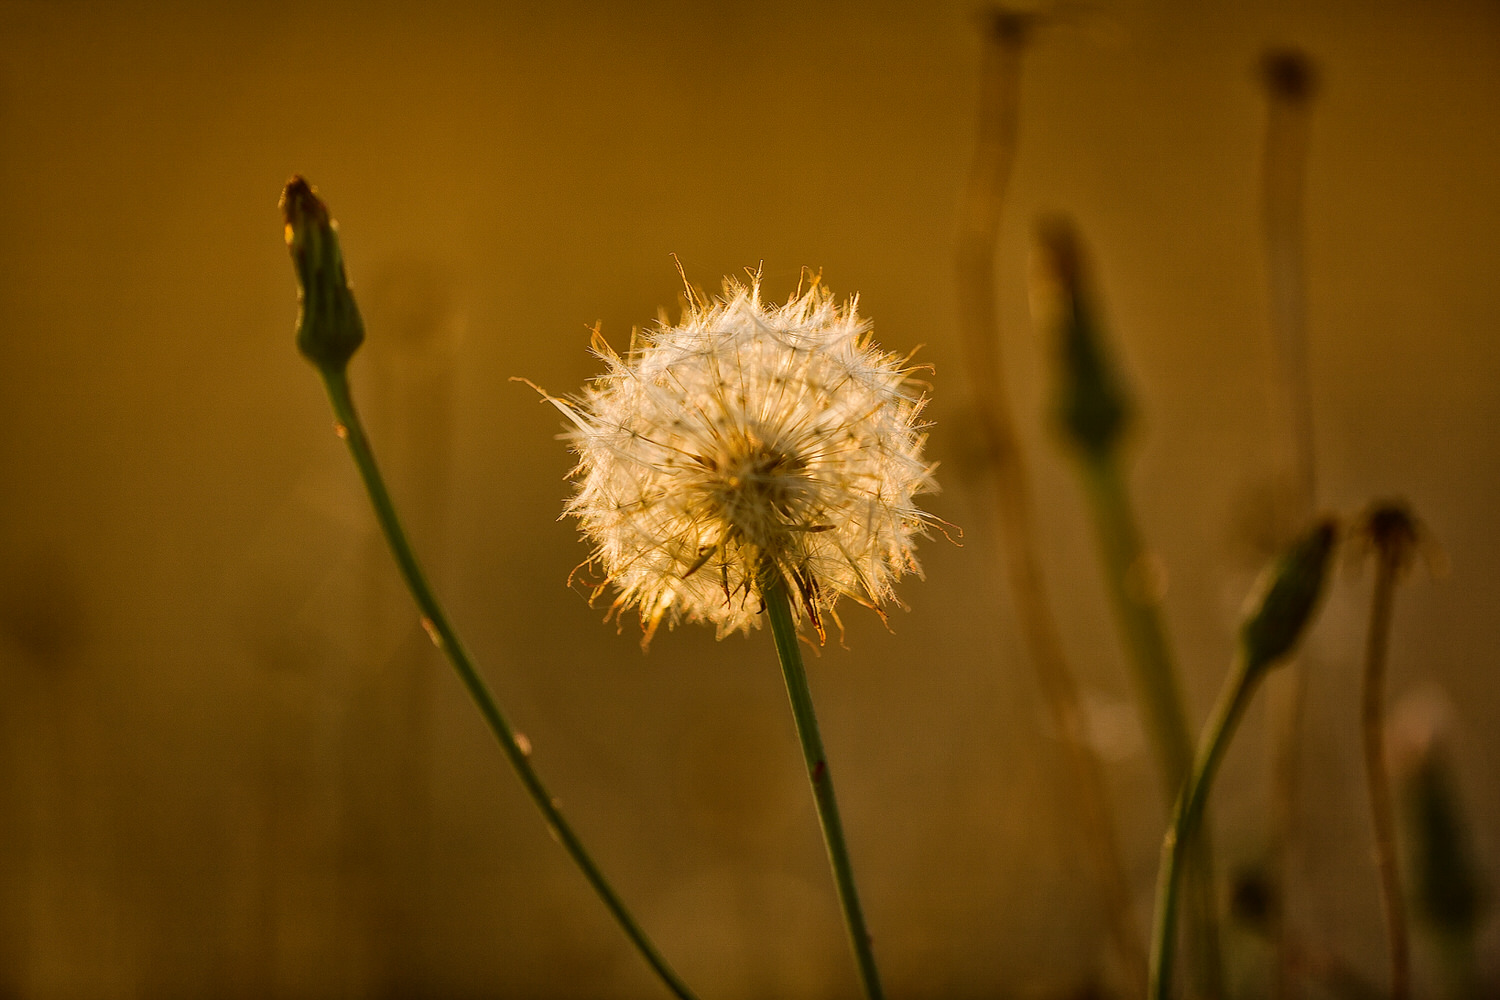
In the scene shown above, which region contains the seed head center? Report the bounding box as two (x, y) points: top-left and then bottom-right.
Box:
(704, 439), (811, 548)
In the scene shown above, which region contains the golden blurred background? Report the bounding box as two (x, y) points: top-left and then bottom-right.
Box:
(1, 1), (1497, 996)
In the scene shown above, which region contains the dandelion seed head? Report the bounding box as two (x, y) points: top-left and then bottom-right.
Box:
(547, 275), (937, 643)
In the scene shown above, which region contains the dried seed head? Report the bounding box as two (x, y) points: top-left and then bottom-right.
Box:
(540, 275), (938, 645)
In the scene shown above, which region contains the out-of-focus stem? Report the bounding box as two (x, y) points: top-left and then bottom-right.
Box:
(1360, 503), (1420, 1000)
(1151, 519), (1337, 999)
(1262, 50), (1318, 514)
(1150, 649), (1257, 1000)
(955, 10), (1146, 990)
(1076, 447), (1224, 1000)
(1077, 457), (1193, 788)
(762, 568), (884, 1000)
(1363, 554), (1410, 1000)
(1035, 219), (1222, 997)
(1259, 49), (1320, 1000)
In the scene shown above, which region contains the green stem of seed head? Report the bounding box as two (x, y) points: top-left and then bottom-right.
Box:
(1034, 218), (1222, 996)
(761, 565), (884, 1000)
(1150, 518), (1338, 1000)
(281, 178), (699, 1000)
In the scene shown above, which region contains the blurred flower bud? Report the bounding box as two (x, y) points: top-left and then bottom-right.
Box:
(1030, 217), (1132, 461)
(1240, 517), (1338, 669)
(1389, 691), (1487, 942)
(281, 176), (365, 373)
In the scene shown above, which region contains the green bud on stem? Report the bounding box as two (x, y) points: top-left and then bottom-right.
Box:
(281, 176), (364, 373)
(1407, 747), (1485, 937)
(1032, 217), (1133, 461)
(1240, 517), (1338, 670)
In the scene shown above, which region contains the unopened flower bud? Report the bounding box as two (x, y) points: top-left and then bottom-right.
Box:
(1400, 724), (1485, 937)
(281, 176), (364, 373)
(1240, 517), (1338, 670)
(1031, 217), (1132, 461)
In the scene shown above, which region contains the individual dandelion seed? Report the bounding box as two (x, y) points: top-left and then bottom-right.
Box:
(529, 272), (939, 646)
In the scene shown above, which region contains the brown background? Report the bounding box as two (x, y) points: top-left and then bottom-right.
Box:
(1, 1), (1497, 996)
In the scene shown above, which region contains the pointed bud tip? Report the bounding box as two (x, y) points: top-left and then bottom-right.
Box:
(280, 175), (364, 373)
(280, 176), (332, 245)
(280, 175), (324, 221)
(1241, 516), (1339, 669)
(1030, 218), (1130, 459)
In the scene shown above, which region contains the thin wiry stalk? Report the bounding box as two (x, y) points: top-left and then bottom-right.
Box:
(1033, 217), (1222, 996)
(1262, 50), (1319, 514)
(1363, 559), (1409, 999)
(1360, 504), (1419, 1000)
(320, 369), (699, 1000)
(1075, 455), (1224, 997)
(954, 10), (1146, 989)
(1259, 49), (1320, 1000)
(761, 566), (884, 1000)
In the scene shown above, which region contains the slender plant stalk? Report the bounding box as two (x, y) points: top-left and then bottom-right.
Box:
(955, 12), (1146, 988)
(1076, 457), (1194, 786)
(1261, 50), (1319, 515)
(1035, 221), (1221, 997)
(761, 568), (883, 1000)
(1362, 555), (1409, 1000)
(1150, 518), (1337, 1000)
(1259, 50), (1320, 999)
(1149, 648), (1259, 1000)
(1077, 450), (1224, 998)
(1359, 503), (1421, 1000)
(282, 177), (697, 1000)
(321, 369), (699, 1000)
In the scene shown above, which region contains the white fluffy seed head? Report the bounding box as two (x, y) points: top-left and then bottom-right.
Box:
(547, 275), (937, 645)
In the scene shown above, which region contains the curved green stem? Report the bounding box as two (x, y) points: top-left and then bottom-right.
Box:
(761, 569), (884, 1000)
(1149, 650), (1260, 1000)
(1152, 517), (1337, 998)
(1080, 454), (1223, 996)
(320, 369), (699, 1000)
